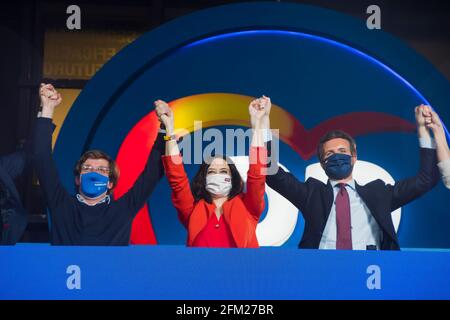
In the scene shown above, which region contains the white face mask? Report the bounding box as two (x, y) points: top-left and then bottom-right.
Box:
(205, 173), (232, 197)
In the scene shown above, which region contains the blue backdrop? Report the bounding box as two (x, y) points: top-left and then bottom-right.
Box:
(53, 2), (449, 248)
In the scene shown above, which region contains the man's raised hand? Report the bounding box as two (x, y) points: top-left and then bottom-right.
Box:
(39, 83), (62, 109)
(154, 100), (174, 133)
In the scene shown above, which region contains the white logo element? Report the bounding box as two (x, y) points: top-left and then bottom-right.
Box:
(66, 5), (81, 30)
(366, 264), (382, 290)
(305, 160), (401, 231)
(366, 5), (381, 30)
(230, 156), (299, 246)
(177, 122), (279, 175)
(66, 265), (81, 290)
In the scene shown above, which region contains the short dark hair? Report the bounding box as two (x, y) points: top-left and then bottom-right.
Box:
(317, 130), (356, 162)
(191, 155), (243, 203)
(73, 150), (120, 194)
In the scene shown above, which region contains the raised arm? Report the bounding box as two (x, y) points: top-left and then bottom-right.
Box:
(260, 97), (309, 212)
(156, 100), (195, 227)
(390, 105), (440, 209)
(32, 84), (72, 209)
(425, 107), (450, 189)
(117, 129), (165, 214)
(241, 97), (268, 219)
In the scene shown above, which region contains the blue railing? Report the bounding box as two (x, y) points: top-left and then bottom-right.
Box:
(1, 244), (449, 299)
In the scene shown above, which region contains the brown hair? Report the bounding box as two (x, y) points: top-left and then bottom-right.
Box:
(191, 155), (243, 204)
(73, 150), (120, 194)
(317, 130), (356, 163)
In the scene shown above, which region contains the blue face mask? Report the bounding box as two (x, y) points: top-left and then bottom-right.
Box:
(323, 153), (353, 180)
(80, 172), (109, 198)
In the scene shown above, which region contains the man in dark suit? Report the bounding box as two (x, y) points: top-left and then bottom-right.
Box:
(0, 149), (28, 244)
(257, 96), (439, 250)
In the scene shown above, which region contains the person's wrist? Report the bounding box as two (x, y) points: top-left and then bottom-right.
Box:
(416, 121), (426, 127)
(165, 124), (174, 135)
(260, 115), (270, 129)
(253, 120), (262, 130)
(417, 125), (429, 135)
(435, 134), (448, 146)
(40, 105), (55, 119)
(164, 133), (178, 142)
(41, 103), (55, 110)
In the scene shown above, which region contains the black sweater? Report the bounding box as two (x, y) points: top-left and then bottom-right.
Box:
(32, 117), (165, 245)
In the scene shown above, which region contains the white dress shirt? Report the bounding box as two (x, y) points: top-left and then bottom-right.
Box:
(319, 180), (383, 250)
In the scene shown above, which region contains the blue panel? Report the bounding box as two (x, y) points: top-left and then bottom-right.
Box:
(1, 245), (449, 299)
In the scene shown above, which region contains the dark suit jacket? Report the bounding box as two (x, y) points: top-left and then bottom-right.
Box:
(266, 145), (440, 250)
(0, 150), (28, 244)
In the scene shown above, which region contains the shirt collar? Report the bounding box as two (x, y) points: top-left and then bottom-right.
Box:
(329, 179), (356, 191)
(76, 194), (111, 206)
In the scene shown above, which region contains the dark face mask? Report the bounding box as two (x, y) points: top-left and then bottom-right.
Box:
(323, 153), (353, 180)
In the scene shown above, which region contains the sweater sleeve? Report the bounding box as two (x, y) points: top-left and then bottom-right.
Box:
(118, 133), (165, 215)
(265, 140), (309, 212)
(389, 147), (440, 210)
(32, 117), (72, 209)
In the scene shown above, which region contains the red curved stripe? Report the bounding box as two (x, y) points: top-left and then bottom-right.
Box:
(285, 112), (416, 160)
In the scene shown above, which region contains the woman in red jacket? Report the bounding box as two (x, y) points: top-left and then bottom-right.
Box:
(155, 97), (270, 248)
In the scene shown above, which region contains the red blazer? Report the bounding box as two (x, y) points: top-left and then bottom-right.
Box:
(162, 147), (267, 248)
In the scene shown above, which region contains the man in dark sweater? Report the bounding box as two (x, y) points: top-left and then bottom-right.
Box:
(33, 83), (165, 245)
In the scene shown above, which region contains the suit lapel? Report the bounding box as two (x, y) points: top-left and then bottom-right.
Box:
(355, 182), (397, 244)
(355, 182), (380, 219)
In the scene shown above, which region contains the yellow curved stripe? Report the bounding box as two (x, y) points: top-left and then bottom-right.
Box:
(170, 93), (296, 137)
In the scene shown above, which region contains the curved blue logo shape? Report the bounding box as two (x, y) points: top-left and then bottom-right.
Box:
(53, 2), (450, 248)
(184, 29), (449, 137)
